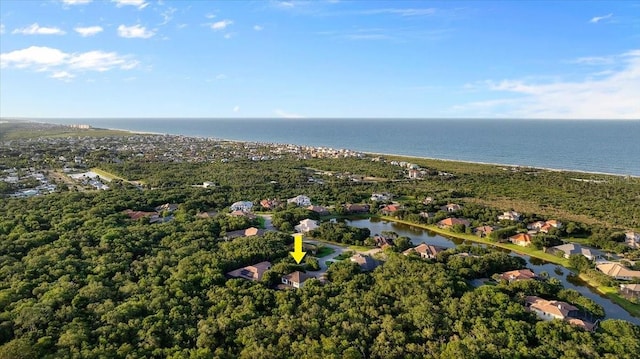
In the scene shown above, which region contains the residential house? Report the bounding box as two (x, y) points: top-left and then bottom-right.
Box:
(155, 203), (179, 213)
(230, 201), (253, 212)
(402, 243), (446, 259)
(548, 243), (601, 261)
(474, 225), (496, 238)
(295, 219), (319, 233)
(229, 210), (257, 220)
(287, 195), (312, 207)
(123, 209), (159, 221)
(408, 169), (423, 179)
(596, 263), (640, 280)
(524, 296), (596, 331)
(260, 198), (281, 209)
(525, 295), (578, 321)
(225, 227), (265, 240)
(344, 204), (370, 214)
(499, 269), (537, 282)
(528, 220), (563, 233)
(307, 205), (329, 216)
(227, 261), (272, 281)
(281, 271), (311, 289)
(419, 212), (435, 219)
(381, 204), (401, 216)
(509, 233), (533, 247)
(373, 235), (394, 248)
(620, 283), (640, 299)
(498, 211), (521, 221)
(371, 193), (392, 201)
(422, 197), (434, 205)
(441, 203), (462, 212)
(350, 254), (379, 271)
(202, 181), (215, 188)
(625, 231), (640, 249)
(437, 217), (471, 229)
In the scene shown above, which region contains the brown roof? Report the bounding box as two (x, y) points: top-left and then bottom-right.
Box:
(500, 269), (537, 281)
(410, 243), (445, 257)
(597, 263), (640, 279)
(438, 217), (470, 227)
(509, 233), (532, 244)
(282, 271), (310, 284)
(227, 261), (272, 281)
(123, 209), (158, 220)
(526, 296), (577, 319)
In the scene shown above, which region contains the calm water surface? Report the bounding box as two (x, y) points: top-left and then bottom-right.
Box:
(344, 217), (640, 325)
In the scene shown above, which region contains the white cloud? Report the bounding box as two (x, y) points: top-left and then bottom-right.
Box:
(159, 7), (177, 25)
(211, 20), (233, 31)
(233, 106), (240, 112)
(12, 23), (66, 35)
(253, 25), (263, 31)
(0, 24), (4, 35)
(117, 24), (154, 38)
(455, 50), (640, 119)
(224, 33), (233, 39)
(62, 0), (92, 4)
(590, 13), (613, 23)
(50, 71), (75, 81)
(74, 26), (103, 37)
(1, 46), (138, 80)
(112, 0), (148, 9)
(275, 109), (305, 118)
(205, 13), (216, 19)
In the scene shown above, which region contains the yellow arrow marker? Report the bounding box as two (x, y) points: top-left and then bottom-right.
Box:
(290, 233), (307, 264)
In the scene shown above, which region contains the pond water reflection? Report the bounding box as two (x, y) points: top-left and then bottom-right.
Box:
(340, 217), (640, 325)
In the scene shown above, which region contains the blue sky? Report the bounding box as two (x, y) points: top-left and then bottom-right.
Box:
(0, 0), (638, 119)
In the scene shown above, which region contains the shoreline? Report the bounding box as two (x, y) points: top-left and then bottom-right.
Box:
(5, 118), (639, 178)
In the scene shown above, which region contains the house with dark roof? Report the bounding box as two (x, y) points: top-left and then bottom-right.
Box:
(227, 261), (272, 281)
(548, 243), (601, 260)
(344, 204), (370, 214)
(350, 253), (379, 271)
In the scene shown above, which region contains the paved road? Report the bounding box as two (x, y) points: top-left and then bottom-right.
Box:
(303, 240), (381, 278)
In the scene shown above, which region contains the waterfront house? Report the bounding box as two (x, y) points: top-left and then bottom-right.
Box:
(620, 283), (640, 299)
(344, 204), (370, 214)
(227, 261), (272, 281)
(509, 233), (533, 247)
(281, 271), (311, 289)
(524, 296), (596, 331)
(548, 243), (601, 260)
(474, 225), (496, 238)
(625, 231), (640, 249)
(499, 269), (537, 282)
(596, 262), (640, 280)
(402, 243), (446, 259)
(307, 205), (330, 216)
(381, 204), (401, 215)
(437, 217), (471, 229)
(295, 219), (319, 233)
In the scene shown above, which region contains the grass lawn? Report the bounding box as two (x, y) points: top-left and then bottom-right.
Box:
(335, 251), (355, 260)
(91, 167), (127, 181)
(578, 274), (640, 318)
(315, 246), (336, 258)
(348, 244), (373, 252)
(377, 216), (571, 266)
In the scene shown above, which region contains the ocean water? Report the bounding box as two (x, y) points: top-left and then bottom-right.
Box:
(47, 118), (640, 176)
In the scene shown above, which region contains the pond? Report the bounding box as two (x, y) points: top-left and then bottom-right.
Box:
(342, 217), (640, 325)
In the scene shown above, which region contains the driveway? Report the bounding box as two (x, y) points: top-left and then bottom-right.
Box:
(304, 240), (364, 278)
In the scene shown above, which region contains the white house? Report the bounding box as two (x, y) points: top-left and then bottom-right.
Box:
(498, 211), (521, 221)
(295, 219), (319, 233)
(281, 271), (310, 289)
(371, 193), (392, 201)
(625, 231), (640, 249)
(230, 201), (253, 212)
(287, 195), (312, 207)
